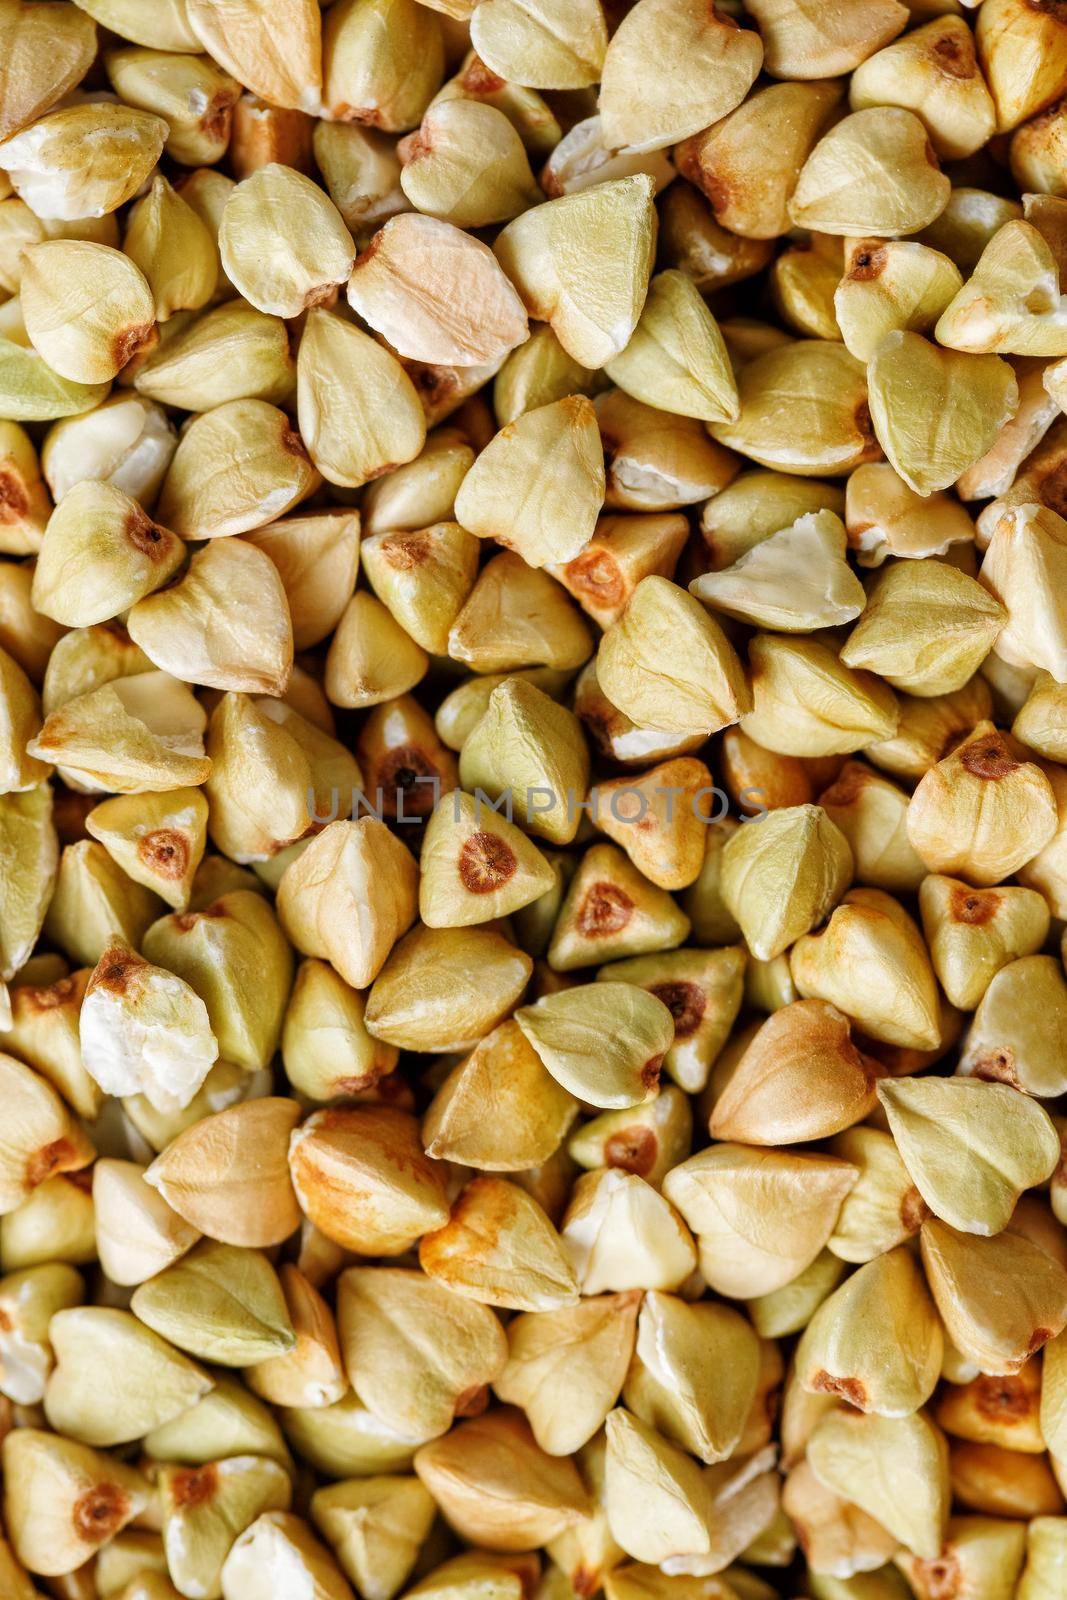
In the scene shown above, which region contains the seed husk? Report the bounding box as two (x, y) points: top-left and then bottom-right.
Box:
(807, 1407), (950, 1561)
(0, 101), (168, 221)
(493, 176), (656, 369)
(560, 1167), (698, 1295)
(746, 0), (907, 79)
(790, 886), (942, 1051)
(662, 1143), (859, 1299)
(419, 1176), (579, 1312)
(350, 212), (528, 369)
(289, 1105), (449, 1257)
(276, 818), (418, 990)
(879, 1075), (1060, 1234)
(337, 1264), (506, 1440)
(414, 1407), (590, 1552)
(921, 1217), (1067, 1374)
(455, 395), (604, 567)
(623, 1291), (761, 1466)
(2, 1427), (150, 1577)
(219, 1510), (354, 1600)
(131, 1239), (296, 1367)
(92, 1157), (200, 1287)
(494, 1290), (640, 1457)
(423, 1018), (578, 1170)
(144, 1097), (301, 1249)
(796, 1246), (943, 1416)
(43, 1306), (213, 1448)
(310, 1476), (436, 1600)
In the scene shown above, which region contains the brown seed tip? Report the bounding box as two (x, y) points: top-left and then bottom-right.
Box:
(73, 1482), (129, 1544)
(908, 1552), (961, 1600)
(811, 1371), (868, 1408)
(640, 1054), (664, 1090)
(25, 1137), (79, 1189)
(458, 831), (518, 894)
(0, 471), (29, 520)
(604, 1125), (658, 1177)
(948, 885), (1000, 925)
(137, 829), (191, 880)
(649, 980), (706, 1038)
(848, 246), (888, 282)
(170, 1465), (218, 1509)
(89, 946), (142, 996)
(577, 883), (634, 936)
(959, 735), (1018, 780)
(973, 1373), (1033, 1421)
(113, 323), (156, 368)
(564, 549), (624, 608)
